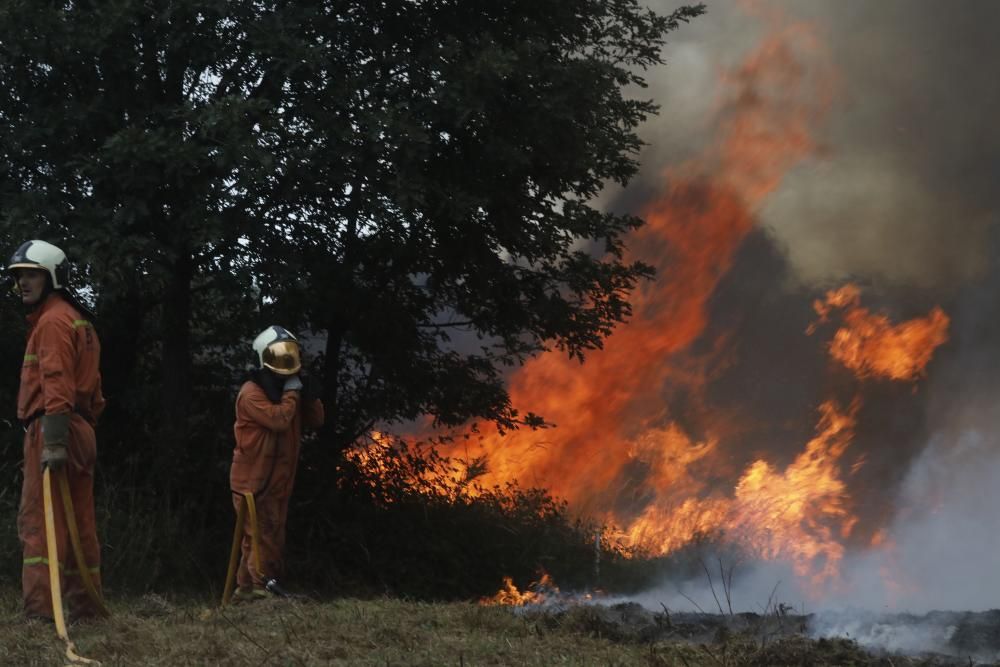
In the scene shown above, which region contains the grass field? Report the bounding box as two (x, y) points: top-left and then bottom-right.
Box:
(0, 589), (927, 666)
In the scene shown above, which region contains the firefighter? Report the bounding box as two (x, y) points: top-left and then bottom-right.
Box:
(9, 240), (106, 622)
(230, 325), (324, 598)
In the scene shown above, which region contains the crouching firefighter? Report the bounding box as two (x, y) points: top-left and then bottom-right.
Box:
(224, 326), (324, 602)
(9, 240), (107, 622)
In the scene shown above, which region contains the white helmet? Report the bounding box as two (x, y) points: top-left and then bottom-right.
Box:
(8, 240), (70, 290)
(252, 325), (301, 376)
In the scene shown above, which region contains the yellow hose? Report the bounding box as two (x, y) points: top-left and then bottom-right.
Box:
(221, 497), (247, 606)
(57, 469), (109, 617)
(43, 467), (101, 665)
(243, 492), (263, 578)
(221, 492), (262, 606)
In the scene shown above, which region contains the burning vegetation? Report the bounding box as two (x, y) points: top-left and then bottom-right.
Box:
(348, 5), (954, 609)
(479, 574), (559, 607)
(435, 8), (951, 600)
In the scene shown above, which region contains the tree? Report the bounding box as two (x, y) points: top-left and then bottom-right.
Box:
(0, 0), (704, 595)
(251, 0), (706, 451)
(0, 0), (702, 457)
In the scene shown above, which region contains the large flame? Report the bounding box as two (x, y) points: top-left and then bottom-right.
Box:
(468, 14), (835, 504)
(449, 14), (851, 574)
(394, 8), (950, 589)
(619, 400), (857, 583)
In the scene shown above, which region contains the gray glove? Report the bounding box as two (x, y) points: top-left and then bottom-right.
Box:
(283, 375), (303, 392)
(41, 443), (68, 470)
(40, 414), (70, 470)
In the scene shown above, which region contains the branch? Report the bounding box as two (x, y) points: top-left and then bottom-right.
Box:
(675, 587), (706, 615)
(718, 557), (734, 616)
(417, 321), (474, 329)
(700, 558), (725, 616)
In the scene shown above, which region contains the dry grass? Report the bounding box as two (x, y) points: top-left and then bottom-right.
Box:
(0, 588), (900, 666)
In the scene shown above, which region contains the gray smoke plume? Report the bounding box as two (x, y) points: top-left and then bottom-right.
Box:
(625, 0), (1000, 290)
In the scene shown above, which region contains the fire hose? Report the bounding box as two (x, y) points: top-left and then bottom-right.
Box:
(42, 466), (109, 665)
(221, 491), (263, 606)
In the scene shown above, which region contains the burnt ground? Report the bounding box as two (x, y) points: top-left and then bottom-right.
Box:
(518, 602), (1000, 666)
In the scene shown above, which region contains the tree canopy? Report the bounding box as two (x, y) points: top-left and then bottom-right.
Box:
(0, 0), (702, 593)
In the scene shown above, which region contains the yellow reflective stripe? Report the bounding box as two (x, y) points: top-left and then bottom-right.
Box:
(23, 353), (38, 363)
(72, 320), (91, 329)
(23, 556), (50, 566)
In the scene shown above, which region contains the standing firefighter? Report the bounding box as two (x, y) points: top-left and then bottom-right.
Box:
(9, 240), (106, 621)
(228, 325), (324, 600)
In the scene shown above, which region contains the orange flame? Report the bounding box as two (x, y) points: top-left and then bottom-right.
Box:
(463, 13), (835, 506)
(412, 8), (951, 591)
(480, 573), (558, 606)
(448, 13), (843, 573)
(810, 284), (950, 381)
(620, 400), (857, 583)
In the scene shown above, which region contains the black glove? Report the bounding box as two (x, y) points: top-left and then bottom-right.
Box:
(300, 374), (322, 403)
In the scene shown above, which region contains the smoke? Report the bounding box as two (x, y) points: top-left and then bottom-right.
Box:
(837, 430), (1000, 612)
(607, 0), (1000, 620)
(806, 426), (1000, 657)
(820, 243), (1000, 614)
(429, 1), (1000, 628)
(610, 405), (1000, 658)
(626, 0), (1000, 290)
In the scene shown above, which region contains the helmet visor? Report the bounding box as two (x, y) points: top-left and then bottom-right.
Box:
(262, 340), (301, 375)
(8, 262), (43, 275)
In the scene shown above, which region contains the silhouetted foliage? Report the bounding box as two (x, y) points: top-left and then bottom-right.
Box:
(0, 0), (703, 595)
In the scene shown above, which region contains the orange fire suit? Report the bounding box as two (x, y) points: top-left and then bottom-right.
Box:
(230, 379), (324, 590)
(17, 292), (105, 620)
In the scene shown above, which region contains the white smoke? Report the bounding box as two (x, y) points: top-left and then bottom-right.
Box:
(809, 610), (959, 657)
(619, 559), (805, 616)
(825, 428), (1000, 612)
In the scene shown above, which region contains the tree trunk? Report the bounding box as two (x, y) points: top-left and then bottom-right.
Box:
(160, 249), (193, 454)
(320, 321), (344, 451)
(95, 282), (146, 458)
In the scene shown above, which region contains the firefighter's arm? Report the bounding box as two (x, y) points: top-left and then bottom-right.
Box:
(238, 385), (299, 432)
(36, 318), (76, 468)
